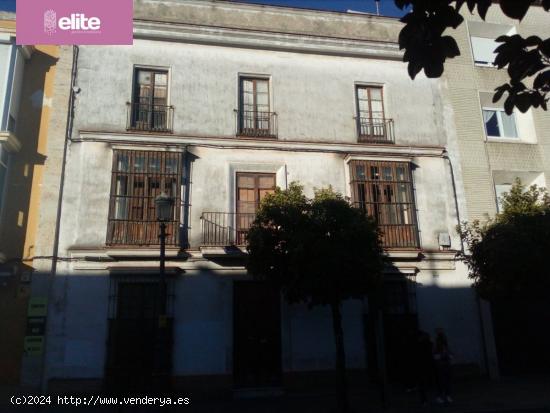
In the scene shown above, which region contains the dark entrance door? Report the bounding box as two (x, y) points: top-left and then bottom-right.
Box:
(367, 276), (418, 384)
(105, 281), (166, 394)
(233, 281), (282, 388)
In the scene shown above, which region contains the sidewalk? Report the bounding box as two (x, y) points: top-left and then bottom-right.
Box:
(1, 375), (549, 412)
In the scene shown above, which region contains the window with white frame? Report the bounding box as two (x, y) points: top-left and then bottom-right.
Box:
(471, 37), (498, 66)
(482, 108), (518, 138)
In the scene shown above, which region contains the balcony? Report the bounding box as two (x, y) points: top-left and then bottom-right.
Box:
(201, 212), (256, 246)
(127, 102), (174, 133)
(357, 118), (394, 144)
(236, 110), (277, 139)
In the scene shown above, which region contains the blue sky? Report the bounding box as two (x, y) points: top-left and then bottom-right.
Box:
(0, 0), (406, 17)
(238, 0), (406, 16)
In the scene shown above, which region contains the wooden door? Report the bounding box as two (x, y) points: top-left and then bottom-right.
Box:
(233, 281), (282, 388)
(235, 173), (276, 244)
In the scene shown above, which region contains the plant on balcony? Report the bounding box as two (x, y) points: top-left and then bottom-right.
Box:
(458, 179), (550, 299)
(247, 183), (385, 413)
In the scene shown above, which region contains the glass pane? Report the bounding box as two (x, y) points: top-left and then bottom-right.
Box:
(259, 176), (275, 189)
(134, 155), (145, 172)
(242, 79), (254, 93)
(117, 154), (129, 172)
(165, 157), (178, 174)
(256, 80), (268, 93)
(396, 166), (406, 181)
(237, 175), (255, 189)
(371, 100), (383, 113)
(148, 157), (160, 172)
(357, 87), (368, 99)
(138, 70), (151, 85)
(256, 93), (269, 107)
(382, 167), (393, 181)
(154, 73), (167, 86)
(370, 166), (380, 180)
(355, 165), (366, 180)
(501, 112), (518, 138)
(369, 88), (382, 100)
(483, 110), (500, 137)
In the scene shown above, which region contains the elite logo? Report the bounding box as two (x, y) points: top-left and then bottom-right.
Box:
(43, 10), (101, 34)
(43, 9), (57, 35)
(18, 0), (132, 45)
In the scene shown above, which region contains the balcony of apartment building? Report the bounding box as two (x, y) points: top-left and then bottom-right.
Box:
(199, 163), (421, 253)
(126, 68), (174, 133)
(355, 85), (395, 144)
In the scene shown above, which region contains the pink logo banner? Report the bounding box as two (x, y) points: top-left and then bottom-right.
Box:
(16, 0), (133, 45)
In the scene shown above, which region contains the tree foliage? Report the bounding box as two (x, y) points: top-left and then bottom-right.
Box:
(396, 0), (550, 113)
(458, 179), (550, 299)
(246, 182), (384, 306)
(246, 183), (384, 413)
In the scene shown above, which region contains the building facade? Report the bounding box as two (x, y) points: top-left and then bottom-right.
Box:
(443, 5), (550, 375)
(25, 0), (494, 393)
(0, 13), (59, 385)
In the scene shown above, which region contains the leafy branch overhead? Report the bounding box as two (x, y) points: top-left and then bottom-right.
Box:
(396, 0), (550, 113)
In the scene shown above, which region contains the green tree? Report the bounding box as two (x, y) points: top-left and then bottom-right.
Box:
(458, 179), (550, 299)
(246, 183), (385, 413)
(396, 0), (550, 113)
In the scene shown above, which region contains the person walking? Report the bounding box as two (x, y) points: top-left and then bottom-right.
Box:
(415, 330), (435, 406)
(433, 328), (453, 404)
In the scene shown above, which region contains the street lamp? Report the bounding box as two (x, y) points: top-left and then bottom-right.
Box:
(155, 192), (174, 317)
(154, 192), (174, 391)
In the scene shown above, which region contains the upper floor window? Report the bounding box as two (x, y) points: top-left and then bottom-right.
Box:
(128, 68), (173, 132)
(107, 150), (181, 246)
(483, 108), (518, 139)
(355, 85), (394, 143)
(471, 37), (498, 66)
(469, 21), (515, 67)
(238, 77), (276, 138)
(349, 160), (419, 249)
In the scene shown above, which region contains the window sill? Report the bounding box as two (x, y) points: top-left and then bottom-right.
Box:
(474, 63), (497, 69)
(486, 137), (536, 145)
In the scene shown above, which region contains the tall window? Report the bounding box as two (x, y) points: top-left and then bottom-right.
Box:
(483, 108), (518, 138)
(107, 150), (181, 246)
(349, 160), (419, 248)
(238, 78), (274, 137)
(130, 68), (170, 132)
(356, 86), (389, 141)
(236, 172), (276, 244)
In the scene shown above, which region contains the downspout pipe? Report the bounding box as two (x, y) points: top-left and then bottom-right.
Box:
(442, 149), (496, 377)
(40, 45), (79, 392)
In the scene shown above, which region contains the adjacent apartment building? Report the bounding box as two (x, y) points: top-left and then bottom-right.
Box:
(23, 0), (503, 393)
(443, 4), (550, 375)
(0, 13), (59, 384)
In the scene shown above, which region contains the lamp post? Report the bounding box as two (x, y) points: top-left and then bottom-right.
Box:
(154, 192), (174, 391)
(155, 192), (174, 317)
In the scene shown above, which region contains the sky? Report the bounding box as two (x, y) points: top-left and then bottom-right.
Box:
(0, 0), (407, 17)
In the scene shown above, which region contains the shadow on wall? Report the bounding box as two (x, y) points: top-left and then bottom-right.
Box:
(0, 48), (57, 259)
(22, 269), (550, 395)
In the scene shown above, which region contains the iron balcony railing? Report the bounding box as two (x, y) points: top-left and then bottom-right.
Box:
(201, 212), (256, 246)
(357, 118), (395, 144)
(127, 102), (174, 133)
(236, 110), (277, 138)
